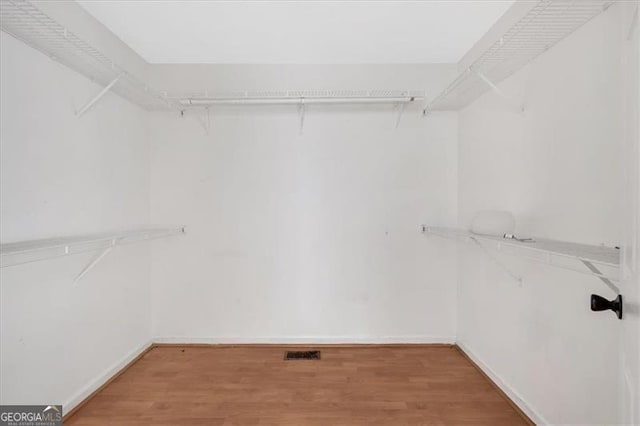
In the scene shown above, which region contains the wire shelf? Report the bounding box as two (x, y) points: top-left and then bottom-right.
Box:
(423, 226), (620, 284)
(1, 227), (185, 268)
(0, 0), (174, 111)
(0, 1), (424, 112)
(174, 90), (426, 107)
(426, 0), (615, 112)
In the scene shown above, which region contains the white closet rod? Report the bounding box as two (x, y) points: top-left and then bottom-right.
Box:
(179, 96), (423, 106)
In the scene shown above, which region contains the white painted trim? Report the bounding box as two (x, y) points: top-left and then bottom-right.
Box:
(456, 340), (548, 425)
(153, 336), (456, 345)
(63, 340), (153, 413)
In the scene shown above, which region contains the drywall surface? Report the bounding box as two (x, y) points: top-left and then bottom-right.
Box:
(0, 32), (152, 411)
(456, 4), (629, 424)
(149, 64), (459, 342)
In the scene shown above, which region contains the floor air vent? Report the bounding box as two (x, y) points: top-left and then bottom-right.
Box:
(284, 350), (321, 360)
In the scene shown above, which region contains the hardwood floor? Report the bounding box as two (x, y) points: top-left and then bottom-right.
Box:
(65, 345), (531, 425)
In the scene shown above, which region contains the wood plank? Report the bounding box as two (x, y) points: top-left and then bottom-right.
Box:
(65, 345), (531, 425)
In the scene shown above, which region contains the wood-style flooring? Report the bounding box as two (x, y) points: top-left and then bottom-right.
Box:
(65, 345), (531, 425)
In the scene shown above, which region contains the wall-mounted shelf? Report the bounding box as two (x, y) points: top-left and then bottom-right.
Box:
(0, 1), (425, 117)
(0, 0), (175, 112)
(425, 0), (615, 112)
(422, 226), (620, 290)
(1, 227), (186, 270)
(176, 90), (425, 134)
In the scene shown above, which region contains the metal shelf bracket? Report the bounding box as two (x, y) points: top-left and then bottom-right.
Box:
(627, 4), (638, 41)
(76, 74), (123, 118)
(395, 101), (405, 129)
(194, 107), (211, 135)
(581, 260), (620, 293)
(298, 99), (306, 135)
(420, 225), (522, 284)
(475, 70), (524, 113)
(74, 245), (114, 284)
(470, 236), (524, 285)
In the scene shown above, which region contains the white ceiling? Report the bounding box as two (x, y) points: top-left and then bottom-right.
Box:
(77, 1), (515, 64)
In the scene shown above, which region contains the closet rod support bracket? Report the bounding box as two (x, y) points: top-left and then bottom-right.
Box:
(74, 245), (114, 284)
(627, 4), (638, 41)
(76, 74), (123, 118)
(298, 99), (306, 134)
(193, 108), (211, 135)
(475, 70), (524, 113)
(581, 260), (620, 293)
(395, 102), (405, 128)
(421, 225), (523, 285)
(470, 236), (523, 285)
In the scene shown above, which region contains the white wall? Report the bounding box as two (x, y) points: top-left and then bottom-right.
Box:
(0, 32), (152, 411)
(456, 4), (630, 424)
(148, 65), (460, 343)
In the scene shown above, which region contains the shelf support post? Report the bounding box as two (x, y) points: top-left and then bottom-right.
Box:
(76, 74), (123, 118)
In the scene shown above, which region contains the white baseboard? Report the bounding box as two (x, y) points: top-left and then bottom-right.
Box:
(63, 340), (153, 414)
(456, 341), (547, 425)
(153, 336), (456, 345)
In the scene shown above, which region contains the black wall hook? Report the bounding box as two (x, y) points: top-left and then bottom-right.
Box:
(591, 294), (623, 320)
